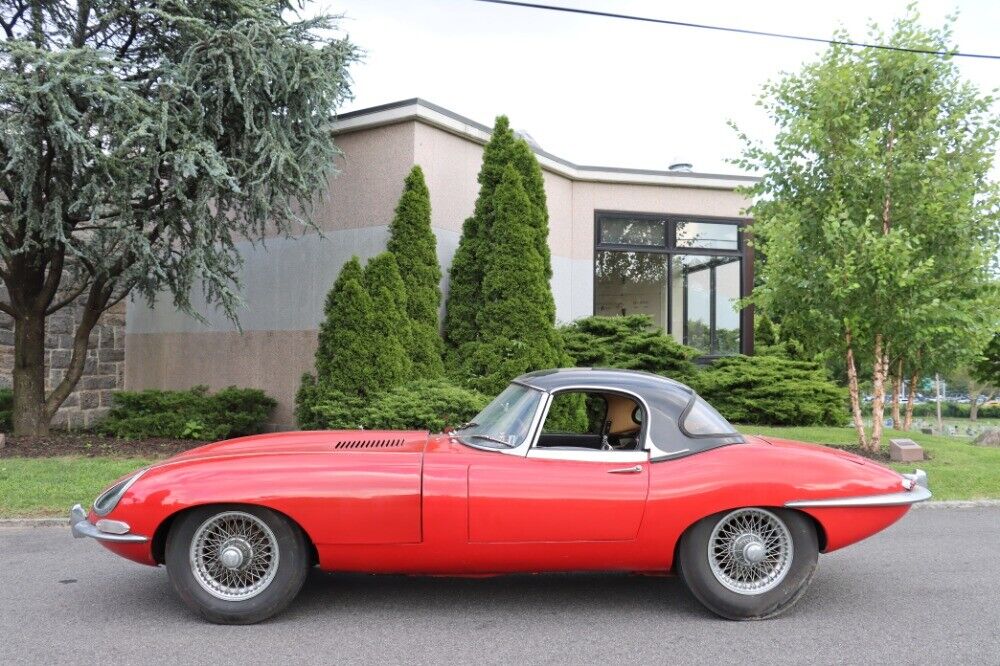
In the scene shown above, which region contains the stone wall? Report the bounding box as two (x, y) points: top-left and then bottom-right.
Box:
(0, 292), (125, 430)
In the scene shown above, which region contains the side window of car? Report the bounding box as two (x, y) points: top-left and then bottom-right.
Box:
(537, 391), (643, 451)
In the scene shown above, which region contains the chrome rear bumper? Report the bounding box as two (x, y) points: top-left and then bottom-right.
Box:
(70, 504), (149, 543)
(786, 468), (932, 508)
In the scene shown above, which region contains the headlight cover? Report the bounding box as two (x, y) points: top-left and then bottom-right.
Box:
(93, 469), (147, 516)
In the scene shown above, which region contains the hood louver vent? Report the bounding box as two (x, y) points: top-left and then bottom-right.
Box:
(334, 438), (406, 450)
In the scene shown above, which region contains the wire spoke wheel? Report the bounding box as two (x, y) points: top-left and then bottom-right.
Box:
(189, 511), (280, 601)
(707, 508), (793, 596)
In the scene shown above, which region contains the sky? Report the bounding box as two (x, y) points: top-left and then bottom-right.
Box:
(307, 0), (1000, 176)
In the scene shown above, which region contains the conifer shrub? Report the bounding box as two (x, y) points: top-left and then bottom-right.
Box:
(362, 252), (412, 391)
(460, 165), (565, 396)
(306, 379), (488, 432)
(692, 355), (847, 426)
(98, 386), (276, 440)
(387, 165), (444, 375)
(560, 315), (699, 380)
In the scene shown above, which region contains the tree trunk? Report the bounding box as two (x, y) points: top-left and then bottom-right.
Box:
(11, 313), (49, 436)
(904, 367), (919, 431)
(970, 388), (981, 422)
(844, 329), (868, 450)
(890, 358), (903, 430)
(935, 373), (943, 434)
(869, 336), (887, 453)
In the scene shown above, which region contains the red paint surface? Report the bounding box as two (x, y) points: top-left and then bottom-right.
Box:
(92, 431), (917, 573)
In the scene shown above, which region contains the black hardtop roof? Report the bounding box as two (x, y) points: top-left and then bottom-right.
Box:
(514, 368), (693, 396)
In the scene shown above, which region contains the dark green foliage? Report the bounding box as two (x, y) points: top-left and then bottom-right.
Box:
(307, 379), (488, 432)
(754, 314), (808, 360)
(0, 388), (11, 432)
(461, 165), (565, 395)
(755, 315), (780, 347)
(363, 253), (412, 390)
(445, 116), (517, 354)
(444, 116), (559, 355)
(510, 139), (553, 279)
(443, 216), (484, 361)
(311, 266), (377, 396)
(693, 356), (847, 426)
(906, 401), (1000, 420)
(313, 257), (364, 383)
(387, 166), (445, 375)
(98, 386), (276, 440)
(973, 333), (1000, 387)
(560, 315), (699, 380)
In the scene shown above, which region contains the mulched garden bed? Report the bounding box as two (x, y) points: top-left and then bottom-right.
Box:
(0, 433), (205, 458)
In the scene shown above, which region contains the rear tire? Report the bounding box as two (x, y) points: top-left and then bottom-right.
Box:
(677, 507), (818, 620)
(165, 504), (309, 624)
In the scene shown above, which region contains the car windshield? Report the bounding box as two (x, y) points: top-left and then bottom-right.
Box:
(455, 383), (543, 449)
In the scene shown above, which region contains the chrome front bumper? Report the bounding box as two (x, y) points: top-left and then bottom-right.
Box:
(70, 504), (149, 543)
(786, 468), (932, 508)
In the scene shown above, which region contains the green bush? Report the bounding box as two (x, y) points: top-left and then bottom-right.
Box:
(560, 315), (699, 380)
(388, 165), (445, 376)
(98, 386), (276, 440)
(693, 355), (847, 426)
(307, 379), (489, 432)
(905, 401), (1000, 419)
(459, 165), (566, 396)
(0, 388), (12, 432)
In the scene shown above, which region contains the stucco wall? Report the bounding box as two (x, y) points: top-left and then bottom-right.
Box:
(125, 115), (750, 429)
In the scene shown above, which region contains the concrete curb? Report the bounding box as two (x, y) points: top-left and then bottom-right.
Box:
(2, 499), (999, 528)
(0, 517), (66, 528)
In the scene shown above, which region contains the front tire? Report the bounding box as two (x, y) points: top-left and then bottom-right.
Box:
(165, 505), (309, 624)
(677, 507), (818, 620)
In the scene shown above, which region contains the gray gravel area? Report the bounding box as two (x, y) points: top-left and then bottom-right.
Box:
(1, 507), (998, 665)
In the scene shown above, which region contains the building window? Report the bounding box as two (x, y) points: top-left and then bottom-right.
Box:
(594, 213), (749, 357)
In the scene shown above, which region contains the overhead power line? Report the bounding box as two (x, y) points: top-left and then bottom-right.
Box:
(472, 0), (1000, 61)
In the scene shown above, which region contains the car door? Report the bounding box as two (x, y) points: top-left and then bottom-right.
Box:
(467, 448), (650, 543)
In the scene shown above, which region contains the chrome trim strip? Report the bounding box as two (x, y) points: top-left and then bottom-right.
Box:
(785, 485), (932, 508)
(93, 468), (148, 517)
(70, 504), (149, 543)
(527, 449), (649, 463)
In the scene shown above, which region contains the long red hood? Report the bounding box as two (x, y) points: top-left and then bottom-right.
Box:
(162, 430), (429, 464)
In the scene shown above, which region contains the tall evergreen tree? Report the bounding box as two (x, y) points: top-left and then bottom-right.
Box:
(313, 258), (364, 382)
(462, 165), (564, 395)
(387, 166), (445, 375)
(363, 253), (412, 391)
(444, 116), (517, 355)
(444, 116), (559, 359)
(304, 259), (375, 396)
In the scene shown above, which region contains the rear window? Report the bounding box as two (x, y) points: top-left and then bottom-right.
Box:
(682, 396), (737, 437)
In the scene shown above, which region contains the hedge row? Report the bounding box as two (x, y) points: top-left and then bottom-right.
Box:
(0, 388), (11, 432)
(905, 401), (1000, 420)
(98, 386), (276, 440)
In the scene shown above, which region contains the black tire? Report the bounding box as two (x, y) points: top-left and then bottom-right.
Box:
(165, 504), (309, 624)
(677, 507), (818, 620)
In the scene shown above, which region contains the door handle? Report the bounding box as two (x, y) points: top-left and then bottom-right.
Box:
(607, 465), (643, 474)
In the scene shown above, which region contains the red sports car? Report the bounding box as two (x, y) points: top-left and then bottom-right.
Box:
(71, 368), (930, 624)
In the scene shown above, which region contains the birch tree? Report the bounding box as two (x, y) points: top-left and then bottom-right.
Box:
(735, 11), (1000, 451)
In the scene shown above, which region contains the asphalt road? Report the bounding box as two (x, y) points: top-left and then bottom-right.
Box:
(1, 507), (998, 666)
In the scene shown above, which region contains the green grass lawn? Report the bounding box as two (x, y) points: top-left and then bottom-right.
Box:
(0, 457), (154, 518)
(737, 425), (1000, 501)
(1, 425), (997, 518)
